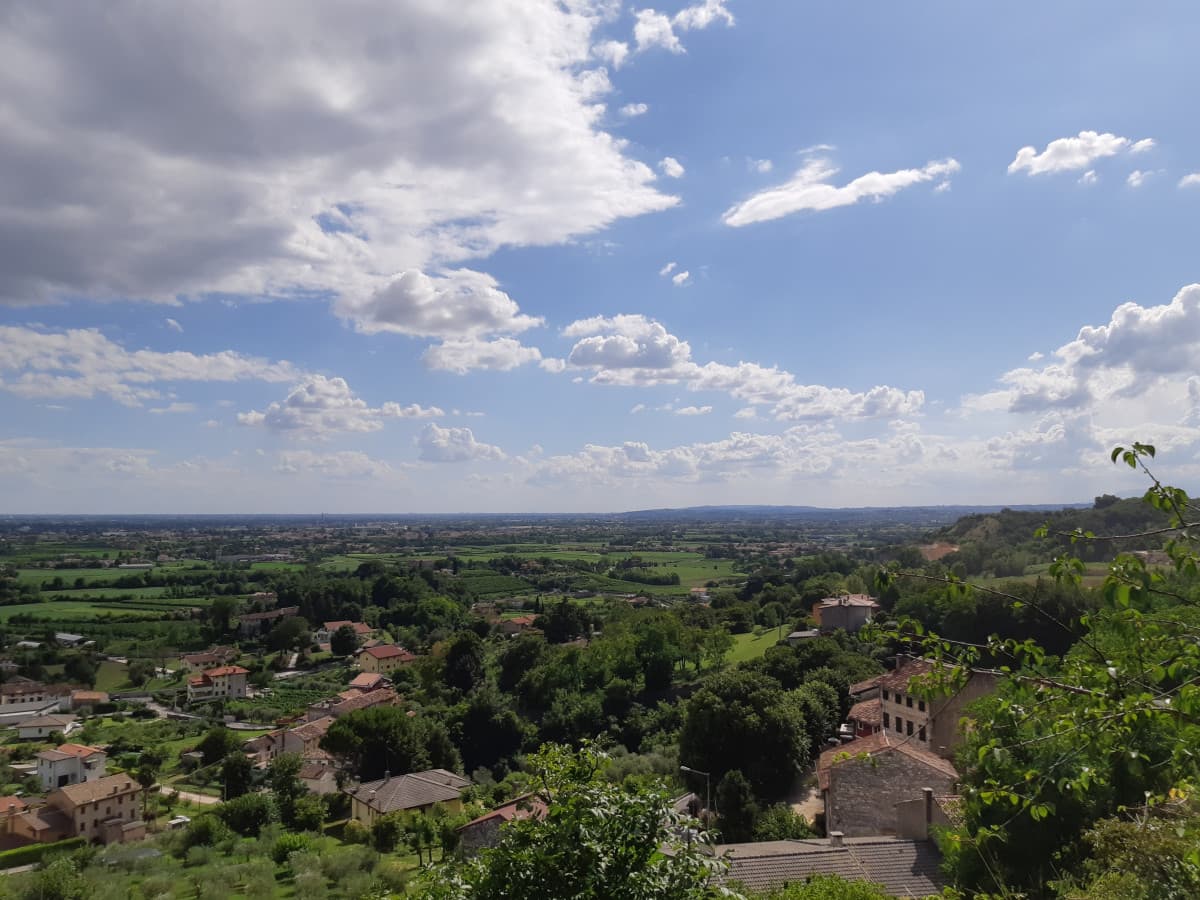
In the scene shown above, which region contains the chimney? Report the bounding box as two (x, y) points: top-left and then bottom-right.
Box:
(829, 831), (844, 847)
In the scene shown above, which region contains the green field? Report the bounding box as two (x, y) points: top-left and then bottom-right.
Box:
(726, 630), (780, 664)
(0, 601), (169, 622)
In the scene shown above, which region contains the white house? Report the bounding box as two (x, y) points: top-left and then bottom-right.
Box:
(187, 665), (250, 702)
(36, 743), (106, 791)
(17, 714), (77, 741)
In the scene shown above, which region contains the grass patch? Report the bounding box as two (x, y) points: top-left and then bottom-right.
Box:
(726, 631), (779, 665)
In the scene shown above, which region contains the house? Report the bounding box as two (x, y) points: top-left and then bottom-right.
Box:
(37, 743), (106, 791)
(307, 687), (399, 721)
(69, 690), (109, 710)
(498, 615), (538, 637)
(54, 633), (90, 648)
(0, 677), (70, 714)
(895, 788), (963, 841)
(786, 629), (820, 645)
(180, 647), (238, 673)
(298, 762), (339, 796)
(846, 698), (883, 739)
(346, 769), (471, 826)
(17, 714), (77, 740)
(0, 796), (28, 835)
(812, 594), (880, 633)
(848, 675), (882, 700)
(877, 656), (998, 759)
(314, 621), (374, 644)
(818, 731), (958, 837)
(187, 665), (249, 702)
(283, 716), (334, 760)
(457, 794), (547, 856)
(13, 774), (143, 845)
(356, 644), (416, 675)
(713, 834), (946, 896)
(347, 672), (387, 692)
(236, 606), (299, 638)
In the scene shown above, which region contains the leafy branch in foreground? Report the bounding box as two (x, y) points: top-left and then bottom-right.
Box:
(876, 443), (1200, 896)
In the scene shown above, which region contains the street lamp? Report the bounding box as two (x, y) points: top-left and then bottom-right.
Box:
(679, 765), (712, 822)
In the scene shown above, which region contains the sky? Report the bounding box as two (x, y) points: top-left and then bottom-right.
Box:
(2, 0), (1199, 514)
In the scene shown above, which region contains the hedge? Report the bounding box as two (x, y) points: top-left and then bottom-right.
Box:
(0, 837), (86, 869)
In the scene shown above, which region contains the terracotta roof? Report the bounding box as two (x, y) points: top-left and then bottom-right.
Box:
(38, 743), (103, 762)
(717, 837), (946, 896)
(349, 769), (471, 814)
(203, 665), (249, 677)
(847, 698), (882, 729)
(325, 621), (372, 635)
(349, 673), (384, 690)
(849, 675), (882, 696)
(70, 690), (109, 703)
(289, 716), (334, 743)
(0, 796), (27, 815)
(878, 658), (935, 693)
(16, 806), (73, 834)
(329, 688), (398, 717)
(56, 773), (140, 807)
(817, 732), (958, 791)
(360, 644), (414, 662)
(459, 794), (547, 830)
(505, 615), (537, 626)
(298, 762), (336, 781)
(1, 680), (48, 696)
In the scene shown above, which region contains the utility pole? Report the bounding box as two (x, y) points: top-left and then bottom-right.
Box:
(679, 764), (712, 824)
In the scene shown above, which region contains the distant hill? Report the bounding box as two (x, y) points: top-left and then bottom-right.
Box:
(928, 495), (1172, 575)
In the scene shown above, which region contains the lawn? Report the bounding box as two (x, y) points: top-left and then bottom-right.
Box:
(95, 659), (129, 692)
(726, 630), (780, 665)
(0, 601), (165, 622)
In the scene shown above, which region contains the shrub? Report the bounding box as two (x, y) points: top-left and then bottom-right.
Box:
(0, 837), (86, 869)
(342, 819), (369, 845)
(216, 792), (275, 837)
(272, 832), (312, 866)
(180, 815), (232, 852)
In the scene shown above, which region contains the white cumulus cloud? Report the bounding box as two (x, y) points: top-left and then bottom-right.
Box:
(723, 156), (960, 227)
(671, 270), (691, 286)
(237, 375), (441, 437)
(1007, 130), (1154, 176)
(659, 156), (685, 178)
(276, 450), (393, 479)
(1178, 173), (1200, 188)
(422, 337), (544, 374)
(619, 102), (648, 118)
(417, 423), (506, 462)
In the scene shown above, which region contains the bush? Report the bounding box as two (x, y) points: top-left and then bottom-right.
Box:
(272, 832), (312, 866)
(180, 815), (232, 852)
(370, 812), (405, 852)
(0, 837), (86, 869)
(342, 819), (369, 845)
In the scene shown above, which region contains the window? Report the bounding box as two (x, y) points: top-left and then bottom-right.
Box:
(895, 716), (904, 733)
(881, 690), (888, 701)
(882, 712), (889, 728)
(906, 696), (913, 708)
(919, 726), (926, 742)
(918, 700), (926, 711)
(906, 720), (913, 736)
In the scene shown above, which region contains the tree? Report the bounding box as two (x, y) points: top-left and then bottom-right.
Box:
(209, 596), (239, 635)
(268, 753), (307, 828)
(443, 631), (485, 694)
(753, 804), (814, 841)
(268, 616), (311, 653)
(134, 749), (163, 818)
(371, 811), (405, 852)
(679, 669), (810, 797)
(322, 706), (460, 781)
(417, 743), (731, 900)
(715, 770), (757, 843)
(538, 599), (590, 644)
(330, 624), (359, 657)
(451, 687), (531, 774)
(126, 658), (156, 687)
(63, 654), (97, 687)
(196, 726), (241, 766)
(217, 792), (276, 836)
(756, 876), (889, 900)
(221, 751), (254, 799)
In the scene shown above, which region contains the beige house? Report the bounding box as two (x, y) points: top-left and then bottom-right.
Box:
(36, 743), (106, 791)
(14, 774), (143, 845)
(180, 647), (238, 673)
(813, 595), (880, 633)
(878, 657), (998, 759)
(187, 665), (249, 702)
(346, 769), (470, 826)
(307, 687), (399, 722)
(457, 794), (547, 856)
(357, 644), (416, 675)
(315, 621), (374, 644)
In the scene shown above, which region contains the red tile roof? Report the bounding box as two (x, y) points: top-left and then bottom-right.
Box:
(349, 673), (384, 690)
(460, 794), (547, 830)
(360, 644), (414, 662)
(0, 796), (27, 814)
(878, 658), (935, 693)
(847, 698), (882, 729)
(203, 665), (249, 677)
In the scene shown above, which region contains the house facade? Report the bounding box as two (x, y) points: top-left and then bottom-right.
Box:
(357, 644), (416, 674)
(14, 774), (143, 845)
(346, 769), (470, 826)
(0, 678), (69, 714)
(812, 595), (880, 633)
(315, 621), (373, 644)
(17, 714), (76, 740)
(187, 665), (249, 702)
(37, 743), (106, 791)
(457, 794), (547, 856)
(877, 657), (998, 759)
(237, 606), (299, 638)
(818, 732), (958, 837)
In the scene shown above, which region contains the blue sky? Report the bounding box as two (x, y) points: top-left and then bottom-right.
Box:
(2, 0), (1199, 513)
